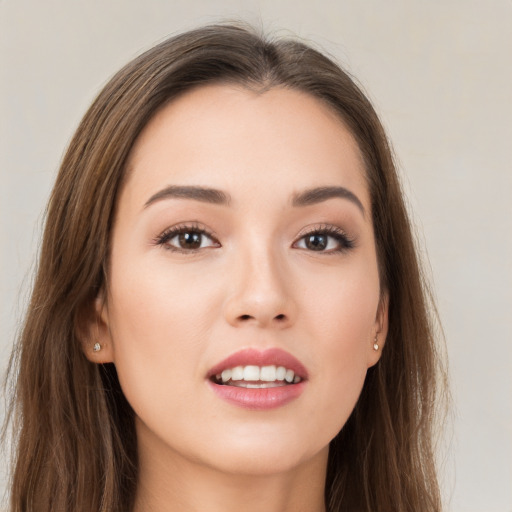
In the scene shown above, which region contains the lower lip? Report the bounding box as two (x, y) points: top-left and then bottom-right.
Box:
(208, 380), (306, 410)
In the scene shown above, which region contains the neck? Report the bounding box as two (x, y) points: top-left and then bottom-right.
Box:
(132, 425), (328, 512)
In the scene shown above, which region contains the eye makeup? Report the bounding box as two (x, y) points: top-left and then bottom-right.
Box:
(153, 221), (356, 255)
(153, 222), (220, 254)
(293, 223), (356, 254)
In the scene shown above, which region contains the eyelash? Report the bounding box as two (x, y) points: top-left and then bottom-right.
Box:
(153, 223), (220, 254)
(153, 223), (355, 255)
(295, 224), (355, 254)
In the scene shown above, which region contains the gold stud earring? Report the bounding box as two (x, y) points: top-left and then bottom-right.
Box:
(373, 336), (379, 351)
(93, 342), (102, 352)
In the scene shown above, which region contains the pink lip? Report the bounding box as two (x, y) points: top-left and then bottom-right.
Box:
(207, 348), (308, 411)
(207, 348), (308, 380)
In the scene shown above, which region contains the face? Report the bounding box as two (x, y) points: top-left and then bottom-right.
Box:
(91, 85), (388, 477)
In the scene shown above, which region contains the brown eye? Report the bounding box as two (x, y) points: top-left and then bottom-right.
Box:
(294, 226), (355, 254)
(156, 226), (219, 252)
(167, 230), (217, 251)
(304, 234), (328, 251)
(177, 231), (203, 249)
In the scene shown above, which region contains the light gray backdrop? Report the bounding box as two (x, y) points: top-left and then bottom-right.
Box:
(1, 1), (511, 511)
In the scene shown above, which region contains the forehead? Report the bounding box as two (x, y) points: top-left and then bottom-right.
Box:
(123, 84), (369, 210)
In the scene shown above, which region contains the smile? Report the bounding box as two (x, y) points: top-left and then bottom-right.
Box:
(207, 348), (307, 410)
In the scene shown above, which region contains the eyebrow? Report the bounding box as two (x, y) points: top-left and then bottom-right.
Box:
(143, 184), (365, 216)
(291, 186), (365, 215)
(144, 185), (231, 208)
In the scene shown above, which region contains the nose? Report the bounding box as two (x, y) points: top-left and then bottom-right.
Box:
(223, 245), (296, 329)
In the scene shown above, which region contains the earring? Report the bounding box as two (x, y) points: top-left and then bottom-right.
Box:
(93, 342), (102, 352)
(373, 336), (379, 351)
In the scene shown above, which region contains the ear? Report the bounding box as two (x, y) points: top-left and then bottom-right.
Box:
(76, 290), (115, 364)
(367, 291), (389, 368)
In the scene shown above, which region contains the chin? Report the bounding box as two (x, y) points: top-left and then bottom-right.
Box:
(195, 431), (329, 477)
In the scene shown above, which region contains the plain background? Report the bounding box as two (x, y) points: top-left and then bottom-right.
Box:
(1, 1), (511, 511)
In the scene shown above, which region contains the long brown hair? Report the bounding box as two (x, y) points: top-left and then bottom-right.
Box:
(3, 23), (448, 512)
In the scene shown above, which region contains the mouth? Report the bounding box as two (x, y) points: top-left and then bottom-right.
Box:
(207, 348), (307, 410)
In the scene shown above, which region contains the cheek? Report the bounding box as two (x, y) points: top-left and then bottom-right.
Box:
(301, 258), (380, 353)
(105, 256), (222, 424)
(108, 248), (225, 355)
(298, 263), (379, 436)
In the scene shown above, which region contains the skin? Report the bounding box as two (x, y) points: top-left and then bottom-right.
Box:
(87, 85), (388, 512)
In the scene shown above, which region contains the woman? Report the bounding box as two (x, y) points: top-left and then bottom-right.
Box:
(3, 23), (447, 512)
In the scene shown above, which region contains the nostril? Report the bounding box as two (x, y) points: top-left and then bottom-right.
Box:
(234, 313), (288, 324)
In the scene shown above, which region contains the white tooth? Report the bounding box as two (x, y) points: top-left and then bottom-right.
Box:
(221, 369), (232, 383)
(231, 366), (244, 381)
(285, 369), (295, 383)
(260, 365), (277, 382)
(293, 375), (301, 384)
(216, 374), (221, 380)
(231, 381), (287, 389)
(276, 366), (286, 381)
(243, 365), (260, 381)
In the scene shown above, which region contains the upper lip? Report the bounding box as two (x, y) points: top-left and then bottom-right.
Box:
(207, 348), (309, 380)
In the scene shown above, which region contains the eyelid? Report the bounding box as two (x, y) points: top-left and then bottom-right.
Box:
(292, 223), (355, 253)
(153, 222), (220, 253)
